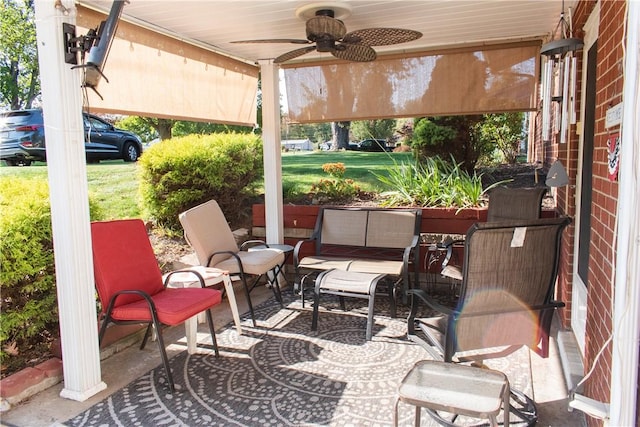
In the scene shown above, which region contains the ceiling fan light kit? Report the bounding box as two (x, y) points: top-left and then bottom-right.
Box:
(232, 2), (422, 63)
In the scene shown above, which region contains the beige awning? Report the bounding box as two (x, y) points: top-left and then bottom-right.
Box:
(283, 42), (540, 123)
(76, 6), (259, 126)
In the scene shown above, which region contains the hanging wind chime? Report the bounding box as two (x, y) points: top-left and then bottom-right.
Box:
(540, 0), (584, 144)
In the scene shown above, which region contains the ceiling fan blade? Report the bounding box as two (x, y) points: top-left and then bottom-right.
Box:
(342, 28), (422, 46)
(332, 44), (377, 62)
(274, 46), (317, 63)
(231, 39), (311, 45)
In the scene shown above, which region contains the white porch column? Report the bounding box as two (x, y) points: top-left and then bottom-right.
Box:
(610, 1), (640, 425)
(258, 60), (284, 244)
(34, 0), (106, 400)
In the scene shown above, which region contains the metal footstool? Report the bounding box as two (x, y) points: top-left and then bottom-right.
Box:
(311, 269), (388, 341)
(394, 360), (510, 427)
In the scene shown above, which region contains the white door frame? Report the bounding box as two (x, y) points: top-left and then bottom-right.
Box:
(571, 1), (600, 355)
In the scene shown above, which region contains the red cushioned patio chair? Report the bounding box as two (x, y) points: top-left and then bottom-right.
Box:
(91, 219), (223, 392)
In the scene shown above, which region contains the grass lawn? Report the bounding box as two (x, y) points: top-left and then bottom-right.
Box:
(279, 150), (411, 193)
(0, 151), (410, 219)
(0, 160), (141, 219)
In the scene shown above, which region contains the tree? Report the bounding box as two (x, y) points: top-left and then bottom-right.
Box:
(114, 116), (158, 142)
(477, 112), (524, 164)
(351, 119), (396, 142)
(116, 116), (254, 142)
(172, 120), (253, 137)
(282, 122), (331, 144)
(0, 0), (39, 109)
(331, 121), (350, 150)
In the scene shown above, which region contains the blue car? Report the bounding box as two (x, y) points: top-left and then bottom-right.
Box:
(0, 109), (143, 166)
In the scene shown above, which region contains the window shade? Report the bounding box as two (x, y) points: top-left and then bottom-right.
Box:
(76, 6), (259, 126)
(283, 43), (539, 123)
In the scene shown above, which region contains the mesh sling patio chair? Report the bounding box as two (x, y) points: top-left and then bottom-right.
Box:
(407, 216), (571, 425)
(440, 186), (548, 281)
(179, 199), (285, 327)
(91, 219), (223, 392)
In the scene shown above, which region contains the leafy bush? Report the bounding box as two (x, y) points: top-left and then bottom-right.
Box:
(476, 112), (525, 164)
(309, 162), (360, 203)
(0, 177), (102, 370)
(373, 156), (504, 208)
(138, 133), (264, 231)
(411, 115), (489, 173)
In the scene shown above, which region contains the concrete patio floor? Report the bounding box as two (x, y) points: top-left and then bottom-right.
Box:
(1, 279), (587, 427)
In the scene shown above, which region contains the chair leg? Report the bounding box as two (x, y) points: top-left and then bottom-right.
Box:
(240, 275), (257, 327)
(365, 274), (384, 341)
(204, 308), (219, 357)
(300, 273), (315, 308)
(388, 279), (397, 318)
(97, 315), (110, 346)
(311, 287), (321, 331)
(268, 269), (284, 307)
(150, 313), (175, 392)
(140, 323), (154, 350)
(366, 293), (375, 341)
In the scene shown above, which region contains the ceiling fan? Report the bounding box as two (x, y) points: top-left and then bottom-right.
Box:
(231, 7), (422, 63)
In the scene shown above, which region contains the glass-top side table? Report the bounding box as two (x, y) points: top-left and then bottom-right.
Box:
(394, 360), (510, 426)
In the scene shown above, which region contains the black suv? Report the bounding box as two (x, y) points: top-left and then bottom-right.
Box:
(357, 139), (391, 152)
(0, 109), (143, 166)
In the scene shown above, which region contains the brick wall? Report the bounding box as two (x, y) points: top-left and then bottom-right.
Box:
(535, 1), (633, 424)
(582, 0), (625, 413)
(549, 1), (630, 424)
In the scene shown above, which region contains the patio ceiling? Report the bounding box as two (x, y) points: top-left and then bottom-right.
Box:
(78, 0), (578, 66)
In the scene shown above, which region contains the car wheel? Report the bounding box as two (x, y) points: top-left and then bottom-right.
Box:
(4, 159), (31, 166)
(122, 142), (139, 162)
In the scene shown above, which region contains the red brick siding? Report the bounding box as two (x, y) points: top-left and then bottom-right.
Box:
(582, 0), (626, 411)
(535, 1), (632, 425)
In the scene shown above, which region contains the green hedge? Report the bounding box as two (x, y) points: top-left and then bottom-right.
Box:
(138, 133), (264, 232)
(0, 177), (102, 368)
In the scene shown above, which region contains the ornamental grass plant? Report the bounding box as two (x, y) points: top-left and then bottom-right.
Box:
(373, 155), (507, 208)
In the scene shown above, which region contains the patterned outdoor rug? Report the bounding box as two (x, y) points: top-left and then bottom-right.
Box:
(64, 289), (533, 426)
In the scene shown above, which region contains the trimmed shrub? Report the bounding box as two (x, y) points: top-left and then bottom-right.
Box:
(138, 133), (264, 232)
(0, 177), (102, 371)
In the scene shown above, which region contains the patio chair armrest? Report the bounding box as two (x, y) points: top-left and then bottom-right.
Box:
(406, 289), (455, 316)
(402, 235), (421, 286)
(441, 239), (465, 268)
(163, 269), (206, 288)
(207, 250), (241, 269)
(293, 238), (316, 266)
(239, 239), (268, 251)
(406, 289), (454, 351)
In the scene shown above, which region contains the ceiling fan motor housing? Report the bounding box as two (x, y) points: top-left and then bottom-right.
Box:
(306, 15), (346, 42)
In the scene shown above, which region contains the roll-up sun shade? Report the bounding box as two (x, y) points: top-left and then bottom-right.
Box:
(283, 42), (539, 123)
(76, 5), (259, 126)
